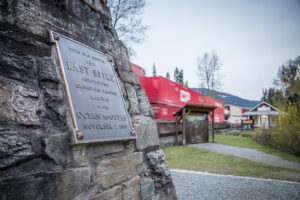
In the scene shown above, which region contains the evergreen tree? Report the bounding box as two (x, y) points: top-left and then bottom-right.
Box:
(178, 69), (184, 85)
(174, 67), (179, 82)
(261, 88), (284, 107)
(184, 81), (189, 87)
(166, 72), (170, 79)
(152, 63), (157, 77)
(173, 68), (185, 85)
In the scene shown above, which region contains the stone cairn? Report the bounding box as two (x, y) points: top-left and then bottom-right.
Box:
(0, 0), (177, 199)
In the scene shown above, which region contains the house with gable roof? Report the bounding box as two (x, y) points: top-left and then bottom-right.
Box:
(242, 101), (279, 129)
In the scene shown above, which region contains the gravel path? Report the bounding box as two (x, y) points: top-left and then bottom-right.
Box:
(189, 143), (300, 171)
(171, 169), (300, 200)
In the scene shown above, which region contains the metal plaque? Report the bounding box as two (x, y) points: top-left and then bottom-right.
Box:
(50, 31), (135, 144)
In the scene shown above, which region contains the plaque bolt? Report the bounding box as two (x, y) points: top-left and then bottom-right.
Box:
(77, 132), (84, 139)
(130, 131), (136, 136)
(54, 35), (60, 40)
(108, 57), (113, 62)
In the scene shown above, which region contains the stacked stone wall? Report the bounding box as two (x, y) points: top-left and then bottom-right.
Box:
(0, 0), (177, 199)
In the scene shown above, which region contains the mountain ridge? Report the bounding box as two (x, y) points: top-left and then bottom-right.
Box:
(191, 88), (260, 109)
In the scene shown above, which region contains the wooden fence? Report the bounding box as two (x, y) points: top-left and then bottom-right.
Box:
(157, 121), (236, 137)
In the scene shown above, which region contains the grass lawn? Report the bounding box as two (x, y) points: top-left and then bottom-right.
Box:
(210, 134), (300, 164)
(162, 145), (300, 182)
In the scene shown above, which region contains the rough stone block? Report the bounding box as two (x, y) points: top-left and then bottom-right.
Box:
(81, 0), (111, 19)
(0, 167), (90, 200)
(123, 176), (141, 200)
(111, 41), (132, 71)
(0, 157), (62, 182)
(72, 145), (89, 167)
(72, 142), (126, 165)
(97, 152), (144, 188)
(86, 142), (125, 158)
(0, 42), (35, 81)
(113, 43), (132, 71)
(44, 133), (71, 166)
(146, 149), (172, 189)
(125, 84), (140, 114)
(90, 176), (142, 200)
(13, 86), (40, 126)
(140, 177), (155, 199)
(37, 57), (59, 82)
(151, 184), (178, 200)
(13, 0), (50, 37)
(0, 130), (35, 169)
(136, 88), (152, 116)
(132, 116), (159, 150)
(118, 69), (140, 85)
(55, 167), (91, 200)
(0, 79), (40, 126)
(90, 186), (123, 200)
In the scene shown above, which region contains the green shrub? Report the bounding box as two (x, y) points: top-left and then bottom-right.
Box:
(252, 104), (300, 157)
(253, 128), (271, 146)
(271, 105), (300, 156)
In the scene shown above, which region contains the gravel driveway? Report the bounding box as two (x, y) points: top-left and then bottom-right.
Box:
(171, 169), (300, 200)
(189, 143), (300, 171)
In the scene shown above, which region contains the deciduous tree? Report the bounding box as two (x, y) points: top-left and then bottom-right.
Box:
(108, 0), (149, 57)
(273, 55), (300, 96)
(197, 51), (222, 97)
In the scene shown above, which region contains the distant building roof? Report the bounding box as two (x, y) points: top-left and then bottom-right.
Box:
(242, 111), (279, 116)
(242, 101), (279, 116)
(249, 101), (279, 112)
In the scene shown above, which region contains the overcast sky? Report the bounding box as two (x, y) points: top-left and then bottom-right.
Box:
(131, 0), (300, 100)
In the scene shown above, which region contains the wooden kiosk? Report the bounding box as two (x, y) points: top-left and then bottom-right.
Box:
(173, 104), (217, 145)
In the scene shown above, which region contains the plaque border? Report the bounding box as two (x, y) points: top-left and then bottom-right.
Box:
(49, 30), (136, 144)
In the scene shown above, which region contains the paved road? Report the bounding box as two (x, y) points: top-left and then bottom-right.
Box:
(171, 169), (300, 200)
(189, 143), (300, 171)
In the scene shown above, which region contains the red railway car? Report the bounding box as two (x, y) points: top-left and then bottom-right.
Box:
(151, 103), (181, 122)
(131, 63), (225, 122)
(203, 96), (224, 114)
(141, 76), (206, 107)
